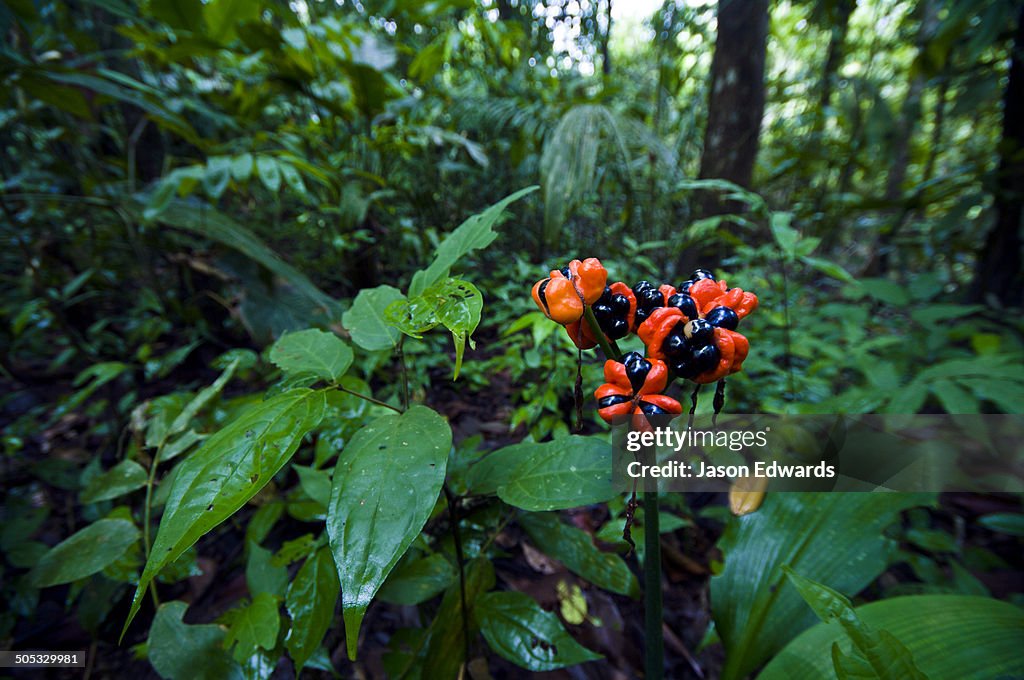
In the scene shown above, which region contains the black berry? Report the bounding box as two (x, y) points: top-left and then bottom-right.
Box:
(691, 344), (720, 374)
(623, 353), (651, 392)
(684, 318), (714, 346)
(663, 331), (689, 359)
(639, 400), (670, 416)
(598, 394), (630, 408)
(667, 293), (697, 320)
(705, 306), (739, 330)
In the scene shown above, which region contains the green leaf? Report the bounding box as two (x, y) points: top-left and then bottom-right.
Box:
(496, 436), (616, 511)
(230, 153), (254, 181)
(123, 389), (326, 638)
(285, 547), (340, 671)
(160, 357), (241, 450)
(760, 595), (1024, 679)
(269, 329), (353, 384)
(434, 279), (482, 379)
(342, 285), (406, 351)
(379, 553), (455, 606)
(977, 512), (1024, 536)
(519, 513), (639, 597)
(409, 186), (537, 297)
(783, 567), (926, 680)
(30, 519), (140, 587)
(223, 592), (280, 663)
(246, 543), (288, 597)
(293, 464), (332, 508)
(422, 558), (495, 678)
(132, 200), (337, 315)
(80, 459), (148, 503)
(467, 441), (526, 495)
(148, 601), (242, 680)
(477, 591), (602, 671)
(801, 256), (856, 284)
(203, 0), (260, 43)
(326, 405), (452, 660)
(256, 156), (281, 193)
(711, 493), (935, 680)
(148, 0), (203, 32)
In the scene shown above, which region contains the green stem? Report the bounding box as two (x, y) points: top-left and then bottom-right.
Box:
(583, 306), (621, 360)
(644, 488), (664, 680)
(143, 445), (163, 608)
(336, 385), (404, 413)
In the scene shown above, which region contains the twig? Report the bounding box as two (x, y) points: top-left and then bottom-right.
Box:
(336, 385), (403, 413)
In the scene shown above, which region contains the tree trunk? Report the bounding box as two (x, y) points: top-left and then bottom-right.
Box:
(602, 0), (613, 76)
(697, 0), (769, 215)
(969, 5), (1024, 306)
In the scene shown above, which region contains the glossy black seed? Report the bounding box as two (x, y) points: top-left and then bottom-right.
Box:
(639, 401), (669, 416)
(670, 358), (698, 380)
(560, 266), (571, 278)
(684, 318), (714, 346)
(621, 351), (643, 363)
(536, 279), (551, 313)
(691, 344), (720, 374)
(667, 293), (698, 320)
(598, 394), (631, 409)
(610, 293), (630, 315)
(690, 269), (715, 281)
(592, 301), (613, 317)
(624, 356), (651, 392)
(637, 287), (664, 311)
(633, 280), (653, 296)
(677, 280), (694, 294)
(706, 306), (739, 330)
(605, 318), (629, 339)
(663, 331), (689, 359)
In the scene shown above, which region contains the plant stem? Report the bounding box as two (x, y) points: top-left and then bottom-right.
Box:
(643, 488), (664, 680)
(336, 385), (404, 413)
(443, 484), (471, 664)
(143, 444), (163, 608)
(583, 306), (621, 360)
(396, 336), (410, 410)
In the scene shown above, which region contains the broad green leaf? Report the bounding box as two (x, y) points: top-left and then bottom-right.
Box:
(293, 464), (332, 508)
(422, 558), (495, 678)
(80, 460), (148, 503)
(148, 601), (242, 680)
(271, 534), (317, 567)
(123, 389), (326, 638)
(148, 0), (203, 32)
(342, 285), (406, 351)
(30, 519), (140, 587)
(409, 186), (537, 297)
(230, 153), (254, 181)
(161, 357), (241, 449)
(246, 543), (288, 597)
(256, 156), (282, 193)
(496, 436), (615, 511)
(285, 547), (340, 671)
(203, 0), (260, 43)
(477, 591), (602, 671)
(133, 200), (337, 315)
(379, 553), (455, 606)
(385, 278), (483, 379)
(519, 513), (639, 597)
(326, 405), (452, 660)
(801, 255), (856, 284)
(223, 592), (280, 663)
(711, 493), (935, 680)
(434, 279), (482, 379)
(783, 568), (926, 680)
(761, 595), (1024, 679)
(467, 440), (529, 495)
(269, 329), (353, 383)
(977, 512), (1024, 536)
